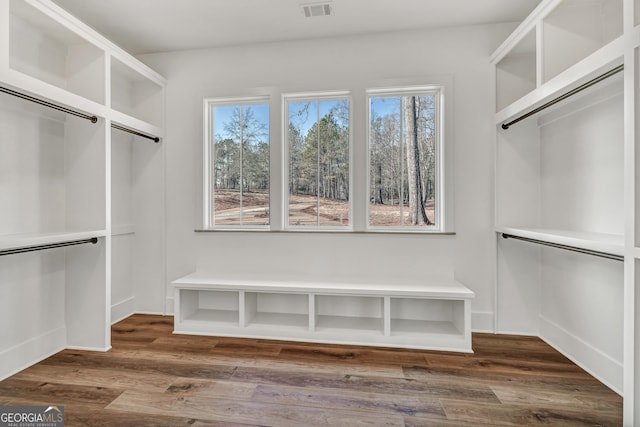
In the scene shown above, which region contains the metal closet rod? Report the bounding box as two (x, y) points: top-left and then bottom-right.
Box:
(0, 86), (98, 123)
(501, 64), (624, 130)
(0, 237), (99, 257)
(111, 123), (160, 143)
(501, 233), (623, 262)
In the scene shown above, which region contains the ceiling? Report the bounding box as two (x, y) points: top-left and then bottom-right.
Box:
(52, 0), (542, 55)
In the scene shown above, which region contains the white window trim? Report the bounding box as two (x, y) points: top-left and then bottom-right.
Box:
(365, 85), (446, 233)
(282, 91), (354, 231)
(203, 95), (270, 230)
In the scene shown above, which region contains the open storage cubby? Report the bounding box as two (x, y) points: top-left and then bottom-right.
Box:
(244, 292), (309, 330)
(111, 57), (163, 127)
(314, 295), (384, 335)
(390, 297), (464, 337)
(179, 289), (240, 325)
(495, 29), (537, 111)
(542, 0), (623, 83)
(9, 0), (105, 104)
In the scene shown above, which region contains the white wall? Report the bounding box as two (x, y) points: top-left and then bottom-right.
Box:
(139, 23), (516, 331)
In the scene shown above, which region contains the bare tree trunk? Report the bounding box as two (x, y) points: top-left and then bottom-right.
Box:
(376, 162), (384, 204)
(404, 96), (431, 225)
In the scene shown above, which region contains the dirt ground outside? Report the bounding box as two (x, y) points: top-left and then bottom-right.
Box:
(213, 190), (435, 226)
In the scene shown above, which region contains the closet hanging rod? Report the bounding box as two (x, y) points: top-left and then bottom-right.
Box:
(0, 86), (98, 123)
(501, 233), (623, 262)
(0, 237), (99, 257)
(501, 64), (624, 130)
(111, 123), (160, 143)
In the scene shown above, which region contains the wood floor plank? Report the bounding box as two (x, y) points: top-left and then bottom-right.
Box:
(229, 366), (500, 402)
(107, 389), (406, 426)
(440, 398), (623, 426)
(166, 378), (257, 399)
(251, 383), (447, 419)
(66, 345), (406, 379)
(66, 409), (258, 427)
(42, 350), (237, 381)
(0, 378), (122, 406)
(12, 364), (175, 392)
(278, 343), (429, 366)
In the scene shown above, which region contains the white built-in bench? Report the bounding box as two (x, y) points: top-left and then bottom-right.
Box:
(172, 273), (475, 353)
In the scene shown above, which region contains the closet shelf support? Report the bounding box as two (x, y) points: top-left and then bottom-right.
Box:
(0, 237), (99, 257)
(501, 64), (624, 130)
(0, 86), (98, 123)
(111, 123), (160, 143)
(501, 233), (623, 261)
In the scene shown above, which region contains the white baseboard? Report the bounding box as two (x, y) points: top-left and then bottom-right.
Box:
(111, 296), (136, 325)
(539, 315), (623, 396)
(0, 327), (66, 381)
(471, 311), (494, 333)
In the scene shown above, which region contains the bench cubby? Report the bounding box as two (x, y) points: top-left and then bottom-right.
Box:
(173, 274), (474, 352)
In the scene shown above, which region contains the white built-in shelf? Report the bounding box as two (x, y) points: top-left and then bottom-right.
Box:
(111, 57), (164, 129)
(173, 273), (474, 352)
(0, 229), (107, 252)
(8, 0), (105, 105)
(541, 0), (623, 83)
(496, 227), (624, 257)
(495, 29), (536, 112)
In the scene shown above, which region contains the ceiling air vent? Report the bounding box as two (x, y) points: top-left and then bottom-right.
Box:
(301, 2), (333, 18)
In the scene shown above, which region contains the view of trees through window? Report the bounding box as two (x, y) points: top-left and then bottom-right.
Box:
(287, 98), (350, 227)
(369, 92), (439, 228)
(211, 102), (270, 226)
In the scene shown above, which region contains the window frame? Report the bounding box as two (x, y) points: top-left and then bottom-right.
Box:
(203, 95), (271, 230)
(365, 86), (445, 233)
(282, 91), (354, 231)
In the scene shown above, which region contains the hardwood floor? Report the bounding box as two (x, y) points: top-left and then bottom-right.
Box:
(0, 315), (622, 426)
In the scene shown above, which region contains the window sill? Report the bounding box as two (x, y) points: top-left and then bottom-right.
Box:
(195, 228), (456, 236)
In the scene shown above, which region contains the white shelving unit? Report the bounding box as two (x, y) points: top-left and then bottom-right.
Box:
(492, 0), (637, 423)
(173, 274), (474, 352)
(0, 0), (165, 380)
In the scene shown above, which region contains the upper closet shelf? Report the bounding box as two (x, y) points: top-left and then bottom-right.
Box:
(495, 38), (624, 126)
(496, 227), (624, 258)
(492, 0), (624, 124)
(0, 69), (107, 121)
(0, 230), (107, 253)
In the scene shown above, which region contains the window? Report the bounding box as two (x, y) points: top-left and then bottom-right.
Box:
(285, 93), (351, 229)
(204, 97), (270, 229)
(368, 88), (442, 230)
